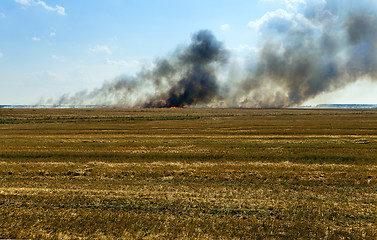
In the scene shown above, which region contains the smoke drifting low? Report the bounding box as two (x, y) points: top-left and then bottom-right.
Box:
(53, 30), (227, 108)
(51, 0), (377, 108)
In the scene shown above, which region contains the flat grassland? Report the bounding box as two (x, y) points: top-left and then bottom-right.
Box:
(1, 108), (377, 239)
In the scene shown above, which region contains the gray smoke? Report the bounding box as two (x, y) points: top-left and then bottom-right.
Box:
(53, 30), (227, 108)
(232, 0), (377, 108)
(50, 0), (377, 108)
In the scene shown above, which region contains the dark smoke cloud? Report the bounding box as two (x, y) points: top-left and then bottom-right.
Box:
(49, 0), (377, 108)
(144, 30), (227, 107)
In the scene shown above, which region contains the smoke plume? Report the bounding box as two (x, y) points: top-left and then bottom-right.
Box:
(53, 30), (227, 108)
(50, 0), (377, 108)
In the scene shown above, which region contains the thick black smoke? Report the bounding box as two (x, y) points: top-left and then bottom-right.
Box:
(50, 0), (377, 108)
(144, 30), (227, 107)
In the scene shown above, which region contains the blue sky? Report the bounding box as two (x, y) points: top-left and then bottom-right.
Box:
(1, 0), (377, 105)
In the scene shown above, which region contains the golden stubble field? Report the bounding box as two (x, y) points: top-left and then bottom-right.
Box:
(1, 108), (377, 239)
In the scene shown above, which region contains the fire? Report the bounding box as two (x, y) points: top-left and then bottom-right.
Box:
(151, 106), (184, 109)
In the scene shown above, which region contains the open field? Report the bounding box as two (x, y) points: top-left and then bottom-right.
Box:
(1, 108), (377, 239)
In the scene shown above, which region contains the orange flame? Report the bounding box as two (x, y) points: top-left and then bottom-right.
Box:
(151, 107), (184, 109)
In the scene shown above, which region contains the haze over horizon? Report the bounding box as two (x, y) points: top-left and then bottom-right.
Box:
(2, 0), (377, 107)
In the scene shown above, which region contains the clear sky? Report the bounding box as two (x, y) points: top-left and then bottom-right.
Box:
(1, 0), (377, 105)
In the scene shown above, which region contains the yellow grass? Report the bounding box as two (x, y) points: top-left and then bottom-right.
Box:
(1, 108), (377, 239)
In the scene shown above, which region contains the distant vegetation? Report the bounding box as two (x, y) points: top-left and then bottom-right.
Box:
(1, 108), (377, 239)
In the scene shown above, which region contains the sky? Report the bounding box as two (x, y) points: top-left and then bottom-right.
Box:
(1, 0), (377, 106)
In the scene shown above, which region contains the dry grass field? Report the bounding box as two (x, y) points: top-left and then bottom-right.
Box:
(1, 108), (377, 239)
